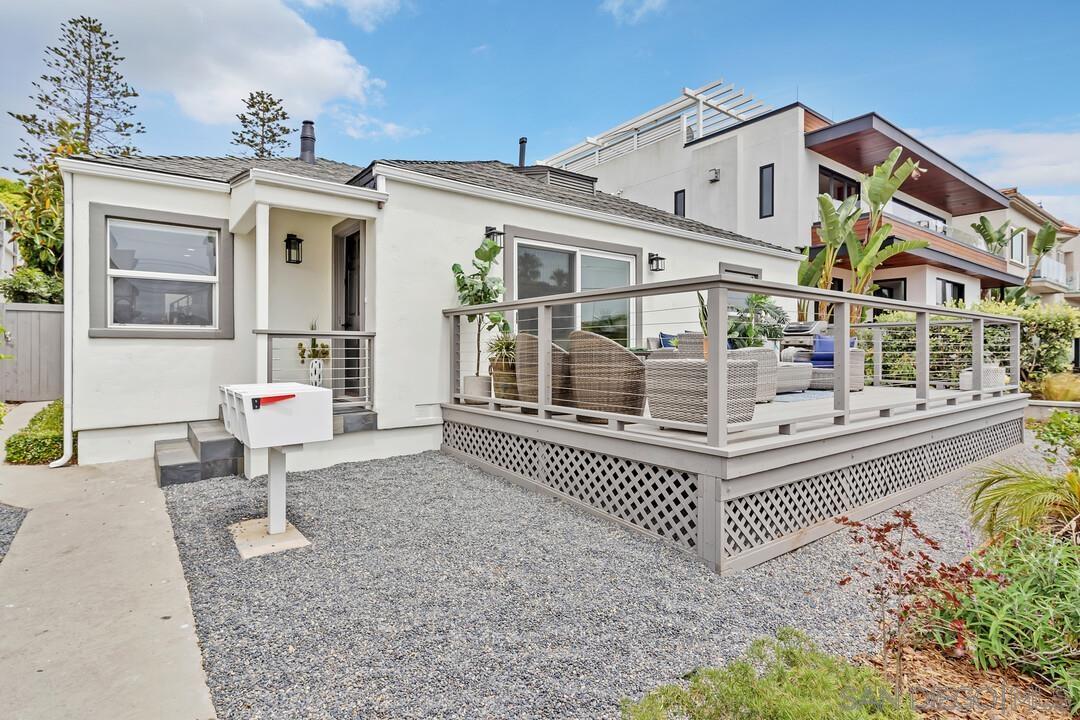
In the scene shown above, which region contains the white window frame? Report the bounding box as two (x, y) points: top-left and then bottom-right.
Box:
(1009, 227), (1026, 264)
(514, 237), (638, 344)
(105, 218), (221, 330)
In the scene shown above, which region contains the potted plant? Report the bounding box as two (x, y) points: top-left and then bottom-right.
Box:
(488, 332), (517, 401)
(297, 319), (331, 387)
(452, 235), (508, 402)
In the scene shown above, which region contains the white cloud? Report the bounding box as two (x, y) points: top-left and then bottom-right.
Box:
(599, 0), (668, 24)
(334, 109), (426, 141)
(294, 0), (402, 32)
(1, 0), (382, 127)
(921, 127), (1080, 224)
(470, 44), (490, 55)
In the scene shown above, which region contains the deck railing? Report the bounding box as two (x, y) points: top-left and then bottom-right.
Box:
(254, 329), (374, 410)
(443, 275), (1021, 446)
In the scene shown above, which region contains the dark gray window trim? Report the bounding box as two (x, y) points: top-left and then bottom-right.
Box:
(89, 203), (234, 339)
(759, 164), (775, 219)
(673, 189), (686, 217)
(502, 225), (644, 345)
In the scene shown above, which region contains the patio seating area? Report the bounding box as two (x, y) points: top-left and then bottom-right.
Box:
(443, 273), (1027, 574)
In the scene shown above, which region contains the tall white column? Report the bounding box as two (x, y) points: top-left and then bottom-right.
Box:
(255, 202), (270, 383)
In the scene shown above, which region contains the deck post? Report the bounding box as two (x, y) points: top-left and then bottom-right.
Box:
(538, 304), (553, 419)
(706, 287), (728, 447)
(449, 315), (461, 404)
(915, 310), (930, 410)
(698, 474), (721, 571)
(872, 327), (883, 386)
(833, 301), (850, 425)
(971, 318), (984, 401)
(1008, 321), (1021, 395)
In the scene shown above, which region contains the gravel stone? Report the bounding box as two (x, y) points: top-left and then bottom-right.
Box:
(0, 502), (27, 562)
(164, 442), (1034, 719)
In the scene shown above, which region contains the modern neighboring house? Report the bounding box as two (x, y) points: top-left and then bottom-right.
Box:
(542, 79), (1028, 307)
(55, 122), (800, 476)
(963, 187), (1076, 304)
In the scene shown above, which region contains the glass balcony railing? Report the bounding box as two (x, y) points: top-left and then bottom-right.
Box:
(1031, 256), (1069, 286)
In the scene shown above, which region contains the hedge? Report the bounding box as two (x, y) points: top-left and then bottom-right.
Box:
(5, 400), (66, 464)
(862, 301), (1080, 389)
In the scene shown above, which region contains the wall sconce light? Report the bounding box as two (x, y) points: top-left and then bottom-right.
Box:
(284, 233), (304, 264)
(484, 226), (505, 248)
(648, 252), (666, 272)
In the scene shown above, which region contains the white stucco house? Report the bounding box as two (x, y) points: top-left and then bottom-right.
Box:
(55, 122), (800, 480)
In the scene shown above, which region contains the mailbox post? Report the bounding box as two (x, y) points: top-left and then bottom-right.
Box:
(220, 382), (333, 549)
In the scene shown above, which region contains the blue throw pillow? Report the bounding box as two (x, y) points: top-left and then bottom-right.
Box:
(809, 352), (835, 368)
(659, 332), (678, 348)
(812, 334), (856, 354)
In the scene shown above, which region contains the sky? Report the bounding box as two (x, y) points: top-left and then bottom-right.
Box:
(2, 0), (1079, 222)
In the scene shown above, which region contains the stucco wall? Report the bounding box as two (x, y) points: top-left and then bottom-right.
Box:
(68, 172), (255, 434)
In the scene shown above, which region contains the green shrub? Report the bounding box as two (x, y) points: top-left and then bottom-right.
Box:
(976, 300), (1080, 384)
(5, 400), (65, 464)
(622, 628), (918, 720)
(863, 302), (1080, 387)
(917, 532), (1080, 712)
(1035, 409), (1080, 464)
(0, 266), (63, 304)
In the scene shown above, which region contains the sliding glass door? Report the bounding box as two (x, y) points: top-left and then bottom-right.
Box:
(516, 239), (635, 347)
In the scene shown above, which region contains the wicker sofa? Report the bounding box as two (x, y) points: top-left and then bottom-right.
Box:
(673, 333), (777, 403)
(789, 348), (866, 391)
(568, 330), (646, 421)
(645, 356), (759, 425)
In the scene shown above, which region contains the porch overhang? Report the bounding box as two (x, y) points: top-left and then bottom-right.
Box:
(805, 114), (1009, 216)
(229, 169), (386, 234)
(810, 240), (1026, 288)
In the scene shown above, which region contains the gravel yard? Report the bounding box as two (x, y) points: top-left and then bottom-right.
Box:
(0, 503), (27, 563)
(164, 446), (1029, 720)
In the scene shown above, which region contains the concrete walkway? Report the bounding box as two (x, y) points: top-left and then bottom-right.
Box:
(0, 459), (217, 720)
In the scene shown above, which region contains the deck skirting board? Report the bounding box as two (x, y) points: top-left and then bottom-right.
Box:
(441, 412), (1024, 573)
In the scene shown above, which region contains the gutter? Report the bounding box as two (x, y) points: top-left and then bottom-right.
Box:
(50, 169), (75, 468)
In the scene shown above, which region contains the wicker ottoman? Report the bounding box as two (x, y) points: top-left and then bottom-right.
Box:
(729, 347), (778, 403)
(805, 349), (866, 391)
(644, 357), (758, 425)
(959, 366), (1008, 391)
(776, 362), (812, 394)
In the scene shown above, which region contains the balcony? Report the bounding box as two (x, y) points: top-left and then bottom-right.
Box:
(1029, 256), (1069, 290)
(812, 210), (1028, 287)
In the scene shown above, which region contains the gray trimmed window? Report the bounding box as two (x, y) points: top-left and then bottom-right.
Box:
(759, 164), (775, 218)
(89, 204), (234, 339)
(673, 189), (686, 217)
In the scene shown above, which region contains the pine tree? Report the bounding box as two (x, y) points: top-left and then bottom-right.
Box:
(8, 16), (143, 173)
(231, 91), (293, 158)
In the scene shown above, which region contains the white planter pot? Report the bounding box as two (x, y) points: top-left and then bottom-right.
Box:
(308, 357), (331, 388)
(462, 375), (492, 404)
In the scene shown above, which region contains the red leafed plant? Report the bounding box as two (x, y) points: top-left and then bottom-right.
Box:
(836, 510), (1003, 700)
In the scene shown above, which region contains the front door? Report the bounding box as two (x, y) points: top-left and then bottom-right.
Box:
(333, 226), (365, 402)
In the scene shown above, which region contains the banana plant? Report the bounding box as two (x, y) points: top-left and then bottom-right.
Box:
(970, 215), (1022, 256)
(812, 193), (860, 320)
(796, 247), (825, 321)
(1024, 221), (1060, 286)
(845, 147), (927, 324)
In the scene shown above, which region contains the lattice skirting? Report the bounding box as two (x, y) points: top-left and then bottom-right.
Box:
(722, 418), (1024, 560)
(442, 421), (699, 553)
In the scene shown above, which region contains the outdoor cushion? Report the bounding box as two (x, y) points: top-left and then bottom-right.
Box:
(812, 334), (857, 354)
(809, 352), (836, 368)
(658, 331), (678, 348)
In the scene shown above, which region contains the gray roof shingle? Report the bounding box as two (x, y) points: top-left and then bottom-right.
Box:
(368, 160), (792, 253)
(72, 153), (365, 184)
(70, 153), (793, 254)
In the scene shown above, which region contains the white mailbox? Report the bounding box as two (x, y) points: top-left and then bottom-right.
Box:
(219, 382), (332, 449)
(219, 382), (333, 540)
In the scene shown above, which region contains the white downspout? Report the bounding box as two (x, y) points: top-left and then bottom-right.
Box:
(50, 170), (75, 468)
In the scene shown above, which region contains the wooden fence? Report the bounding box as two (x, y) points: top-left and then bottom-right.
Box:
(0, 303), (63, 402)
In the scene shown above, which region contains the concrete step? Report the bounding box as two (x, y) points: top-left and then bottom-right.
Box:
(333, 409), (378, 435)
(154, 439), (200, 486)
(187, 419), (242, 461)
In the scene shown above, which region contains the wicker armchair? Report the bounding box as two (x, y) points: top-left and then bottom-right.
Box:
(791, 348), (866, 391)
(568, 331), (646, 421)
(729, 347), (778, 402)
(515, 333), (573, 410)
(645, 356), (758, 425)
